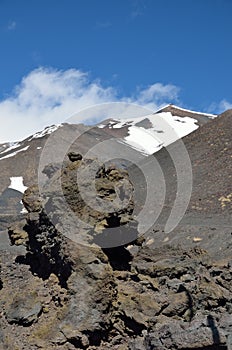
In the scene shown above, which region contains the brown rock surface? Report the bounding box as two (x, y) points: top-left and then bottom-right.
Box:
(0, 150), (231, 349)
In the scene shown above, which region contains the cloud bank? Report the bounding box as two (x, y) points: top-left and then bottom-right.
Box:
(208, 99), (232, 114)
(0, 67), (180, 142)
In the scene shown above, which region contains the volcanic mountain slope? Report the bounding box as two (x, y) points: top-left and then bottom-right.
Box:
(0, 138), (231, 349)
(0, 104), (214, 182)
(0, 123), (90, 228)
(151, 107), (232, 217)
(0, 105), (215, 230)
(96, 104), (215, 155)
(0, 106), (231, 350)
(0, 123), (89, 191)
(184, 108), (232, 215)
(139, 108), (232, 262)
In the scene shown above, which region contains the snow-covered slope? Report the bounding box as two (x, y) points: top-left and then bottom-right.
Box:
(0, 104), (219, 230)
(0, 124), (63, 160)
(98, 109), (206, 155)
(0, 105), (214, 161)
(27, 124), (62, 141)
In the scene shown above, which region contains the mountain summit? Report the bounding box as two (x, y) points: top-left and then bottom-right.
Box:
(0, 105), (216, 228)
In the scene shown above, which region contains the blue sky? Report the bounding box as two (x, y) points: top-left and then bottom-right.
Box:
(0, 0), (232, 141)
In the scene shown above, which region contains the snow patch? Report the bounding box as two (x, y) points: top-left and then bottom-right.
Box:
(124, 126), (163, 154)
(0, 146), (29, 160)
(0, 141), (21, 155)
(8, 177), (28, 193)
(111, 121), (133, 129)
(147, 112), (199, 141)
(98, 111), (199, 155)
(28, 124), (62, 140)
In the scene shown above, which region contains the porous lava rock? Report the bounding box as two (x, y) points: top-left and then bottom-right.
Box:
(1, 155), (231, 349)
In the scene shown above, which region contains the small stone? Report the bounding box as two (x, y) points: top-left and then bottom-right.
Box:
(5, 293), (42, 326)
(162, 291), (189, 317)
(67, 152), (83, 162)
(42, 307), (49, 313)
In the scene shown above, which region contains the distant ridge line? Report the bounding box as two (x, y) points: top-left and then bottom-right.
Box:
(156, 104), (217, 119)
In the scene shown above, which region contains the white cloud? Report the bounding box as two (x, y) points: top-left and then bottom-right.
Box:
(0, 67), (179, 142)
(7, 21), (16, 31)
(207, 99), (232, 114)
(221, 100), (232, 110)
(132, 83), (180, 110)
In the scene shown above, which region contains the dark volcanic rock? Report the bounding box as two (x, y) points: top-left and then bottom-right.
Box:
(67, 151), (83, 162)
(22, 184), (42, 213)
(42, 162), (61, 179)
(5, 292), (42, 326)
(41, 157), (136, 247)
(8, 219), (28, 246)
(0, 140), (231, 349)
(145, 316), (228, 349)
(59, 243), (116, 348)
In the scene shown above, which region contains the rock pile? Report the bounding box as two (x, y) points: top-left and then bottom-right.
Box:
(0, 155), (231, 349)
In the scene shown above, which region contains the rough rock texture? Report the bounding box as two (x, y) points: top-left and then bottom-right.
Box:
(37, 157), (136, 247)
(5, 292), (42, 326)
(1, 153), (232, 349)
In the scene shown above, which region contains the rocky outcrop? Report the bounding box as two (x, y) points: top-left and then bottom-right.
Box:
(33, 157), (136, 248)
(1, 155), (231, 349)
